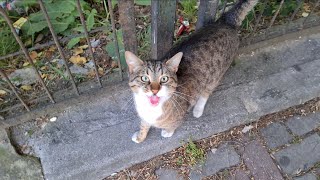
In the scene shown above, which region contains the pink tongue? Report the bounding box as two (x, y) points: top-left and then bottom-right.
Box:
(149, 95), (160, 106)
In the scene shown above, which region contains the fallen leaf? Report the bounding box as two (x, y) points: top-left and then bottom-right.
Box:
(29, 51), (38, 61)
(241, 125), (254, 133)
(98, 67), (104, 75)
(48, 46), (56, 51)
(111, 61), (118, 68)
(0, 90), (7, 96)
(69, 55), (87, 65)
(13, 17), (27, 29)
(73, 47), (84, 55)
(41, 74), (49, 79)
(21, 85), (32, 91)
(78, 45), (89, 49)
(23, 62), (30, 67)
(302, 12), (309, 17)
(40, 66), (48, 70)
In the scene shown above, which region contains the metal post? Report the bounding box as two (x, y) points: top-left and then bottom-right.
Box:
(38, 0), (79, 96)
(151, 0), (177, 59)
(0, 69), (30, 111)
(107, 0), (123, 80)
(0, 6), (55, 103)
(75, 0), (102, 87)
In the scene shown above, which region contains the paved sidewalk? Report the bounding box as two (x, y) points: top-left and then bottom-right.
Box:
(2, 30), (320, 179)
(137, 107), (320, 180)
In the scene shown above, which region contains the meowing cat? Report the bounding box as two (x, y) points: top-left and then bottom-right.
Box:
(125, 0), (258, 143)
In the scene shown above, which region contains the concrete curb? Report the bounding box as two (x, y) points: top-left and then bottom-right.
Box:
(8, 32), (320, 179)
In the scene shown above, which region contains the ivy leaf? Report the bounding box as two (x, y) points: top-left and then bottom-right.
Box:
(67, 37), (83, 49)
(106, 29), (126, 68)
(86, 9), (97, 31)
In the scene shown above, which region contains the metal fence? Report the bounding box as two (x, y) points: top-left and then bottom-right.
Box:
(0, 0), (320, 127)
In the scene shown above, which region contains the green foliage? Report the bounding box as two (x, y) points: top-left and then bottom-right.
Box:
(137, 25), (151, 59)
(135, 0), (151, 6)
(179, 0), (198, 21)
(0, 22), (19, 57)
(20, 0), (95, 39)
(105, 29), (126, 68)
(184, 139), (205, 166)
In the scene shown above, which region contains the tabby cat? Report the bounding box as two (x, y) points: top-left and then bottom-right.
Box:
(125, 0), (258, 143)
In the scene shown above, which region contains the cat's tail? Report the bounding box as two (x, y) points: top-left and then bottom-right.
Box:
(222, 0), (259, 27)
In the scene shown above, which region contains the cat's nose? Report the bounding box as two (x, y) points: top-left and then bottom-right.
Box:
(151, 89), (159, 95)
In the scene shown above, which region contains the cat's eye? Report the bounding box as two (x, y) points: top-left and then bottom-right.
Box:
(160, 76), (169, 83)
(141, 75), (149, 82)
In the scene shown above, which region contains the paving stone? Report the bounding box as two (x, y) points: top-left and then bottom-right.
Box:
(294, 173), (317, 180)
(228, 169), (250, 180)
(0, 128), (43, 180)
(155, 168), (183, 180)
(274, 134), (320, 175)
(260, 122), (293, 149)
(243, 140), (284, 180)
(286, 113), (320, 136)
(189, 144), (240, 179)
(203, 145), (240, 176)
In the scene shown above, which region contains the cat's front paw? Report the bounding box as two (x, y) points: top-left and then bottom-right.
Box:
(132, 131), (144, 143)
(161, 129), (174, 138)
(193, 106), (204, 118)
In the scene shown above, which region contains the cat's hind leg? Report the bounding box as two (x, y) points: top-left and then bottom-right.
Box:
(193, 91), (210, 118)
(132, 121), (150, 143)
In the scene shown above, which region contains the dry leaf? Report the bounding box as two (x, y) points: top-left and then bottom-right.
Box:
(23, 62), (30, 67)
(302, 12), (309, 17)
(98, 67), (104, 75)
(21, 85), (32, 91)
(0, 90), (7, 96)
(69, 55), (87, 65)
(41, 74), (49, 79)
(73, 47), (84, 55)
(111, 61), (118, 68)
(78, 45), (89, 49)
(29, 51), (38, 61)
(48, 46), (56, 51)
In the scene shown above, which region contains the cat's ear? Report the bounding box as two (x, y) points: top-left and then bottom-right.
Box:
(166, 52), (183, 73)
(125, 51), (143, 74)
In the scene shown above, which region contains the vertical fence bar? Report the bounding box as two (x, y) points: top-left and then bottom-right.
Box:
(38, 0), (79, 96)
(268, 0), (284, 29)
(0, 7), (55, 103)
(302, 0), (320, 29)
(107, 0), (123, 80)
(118, 0), (138, 55)
(75, 0), (102, 87)
(196, 0), (219, 30)
(285, 0), (303, 33)
(151, 0), (177, 59)
(0, 69), (30, 111)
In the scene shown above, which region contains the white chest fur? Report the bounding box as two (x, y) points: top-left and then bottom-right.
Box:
(134, 94), (163, 125)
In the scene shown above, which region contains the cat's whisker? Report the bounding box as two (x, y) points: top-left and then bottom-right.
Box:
(171, 96), (184, 116)
(169, 98), (182, 116)
(173, 93), (192, 104)
(174, 91), (194, 99)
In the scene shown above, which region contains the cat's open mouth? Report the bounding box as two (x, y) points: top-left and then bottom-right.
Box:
(149, 95), (160, 106)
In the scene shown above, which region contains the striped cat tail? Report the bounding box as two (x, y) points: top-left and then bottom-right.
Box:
(222, 0), (259, 27)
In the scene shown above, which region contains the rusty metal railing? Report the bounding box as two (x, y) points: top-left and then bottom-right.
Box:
(0, 0), (320, 126)
(0, 0), (122, 119)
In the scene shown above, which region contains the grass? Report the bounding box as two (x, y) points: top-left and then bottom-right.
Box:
(179, 0), (198, 22)
(0, 24), (19, 58)
(181, 138), (205, 166)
